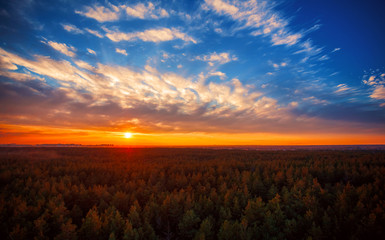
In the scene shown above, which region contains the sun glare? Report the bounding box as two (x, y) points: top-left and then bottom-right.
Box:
(124, 132), (133, 138)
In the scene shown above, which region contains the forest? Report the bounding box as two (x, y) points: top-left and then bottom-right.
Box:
(0, 147), (384, 240)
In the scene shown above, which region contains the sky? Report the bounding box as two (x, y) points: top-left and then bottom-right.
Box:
(0, 0), (385, 145)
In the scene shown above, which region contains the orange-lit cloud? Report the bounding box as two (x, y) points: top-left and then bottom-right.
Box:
(1, 47), (385, 145)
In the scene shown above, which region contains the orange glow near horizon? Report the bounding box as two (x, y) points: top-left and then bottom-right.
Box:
(1, 124), (385, 146)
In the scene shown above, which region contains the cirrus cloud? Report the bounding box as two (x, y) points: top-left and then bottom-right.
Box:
(41, 40), (77, 57)
(103, 27), (197, 43)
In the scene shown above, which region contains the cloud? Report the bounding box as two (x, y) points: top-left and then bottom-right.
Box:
(294, 39), (323, 55)
(371, 85), (385, 100)
(76, 2), (169, 22)
(76, 4), (120, 22)
(318, 55), (329, 61)
(74, 60), (93, 71)
(332, 48), (341, 53)
(363, 73), (385, 103)
(124, 2), (169, 19)
(204, 0), (238, 15)
(0, 48), (298, 133)
(334, 84), (350, 93)
(196, 52), (237, 66)
(115, 48), (128, 56)
(85, 28), (103, 38)
(209, 71), (227, 80)
(303, 96), (328, 105)
(363, 74), (385, 86)
(270, 61), (287, 69)
(62, 24), (83, 34)
(0, 48), (93, 90)
(87, 48), (96, 55)
(104, 27), (196, 43)
(203, 0), (304, 47)
(42, 40), (76, 57)
(1, 48), (384, 135)
(271, 31), (302, 46)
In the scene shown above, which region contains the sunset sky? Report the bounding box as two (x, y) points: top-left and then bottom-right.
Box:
(1, 0), (384, 145)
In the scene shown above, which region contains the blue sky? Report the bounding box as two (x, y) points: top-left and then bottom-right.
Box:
(0, 0), (384, 144)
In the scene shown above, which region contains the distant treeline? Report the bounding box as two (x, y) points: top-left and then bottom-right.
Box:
(0, 148), (384, 239)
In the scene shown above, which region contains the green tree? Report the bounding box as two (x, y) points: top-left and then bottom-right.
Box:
(179, 209), (201, 239)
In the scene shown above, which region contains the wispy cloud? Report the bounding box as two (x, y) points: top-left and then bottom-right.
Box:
(42, 40), (76, 57)
(1, 48), (384, 135)
(196, 52), (237, 66)
(209, 71), (227, 80)
(124, 2), (169, 19)
(62, 24), (83, 34)
(294, 39), (323, 55)
(76, 2), (169, 22)
(203, 0), (304, 47)
(334, 84), (350, 93)
(0, 48), (293, 133)
(74, 60), (93, 71)
(318, 55), (330, 61)
(87, 48), (96, 55)
(85, 28), (103, 38)
(115, 48), (128, 56)
(75, 4), (120, 22)
(103, 27), (196, 43)
(303, 96), (328, 105)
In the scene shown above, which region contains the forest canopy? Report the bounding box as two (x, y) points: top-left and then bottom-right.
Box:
(0, 147), (384, 239)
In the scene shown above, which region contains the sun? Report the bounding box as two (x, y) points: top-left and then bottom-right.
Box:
(124, 132), (133, 138)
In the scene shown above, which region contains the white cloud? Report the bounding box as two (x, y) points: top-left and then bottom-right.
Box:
(332, 48), (341, 53)
(269, 61), (287, 69)
(305, 24), (321, 34)
(204, 0), (238, 15)
(177, 64), (182, 69)
(42, 40), (76, 57)
(115, 48), (128, 56)
(76, 2), (169, 22)
(75, 60), (93, 71)
(271, 31), (301, 46)
(85, 28), (103, 38)
(334, 84), (350, 93)
(4, 47), (376, 134)
(87, 48), (96, 55)
(196, 52), (237, 66)
(294, 39), (323, 55)
(363, 73), (385, 103)
(363, 75), (385, 86)
(104, 27), (196, 43)
(209, 71), (227, 80)
(62, 24), (83, 34)
(319, 55), (330, 61)
(160, 9), (169, 18)
(203, 0), (304, 47)
(124, 2), (169, 19)
(75, 4), (120, 22)
(371, 85), (385, 100)
(0, 48), (92, 89)
(303, 96), (328, 105)
(0, 47), (290, 132)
